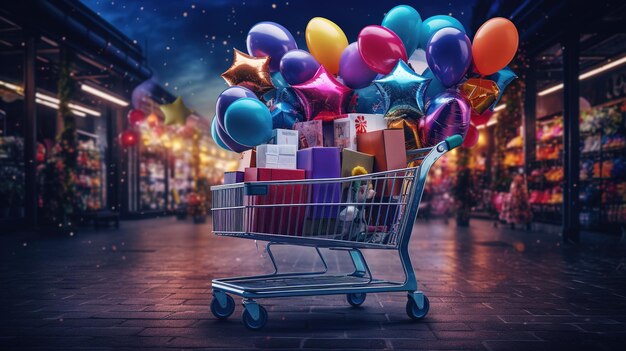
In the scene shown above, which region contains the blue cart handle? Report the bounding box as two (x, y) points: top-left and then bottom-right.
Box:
(445, 134), (463, 150)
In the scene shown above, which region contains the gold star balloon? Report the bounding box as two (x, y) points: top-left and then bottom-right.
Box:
(221, 49), (274, 97)
(459, 78), (500, 114)
(160, 96), (192, 126)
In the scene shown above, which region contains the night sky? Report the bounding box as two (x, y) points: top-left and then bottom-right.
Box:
(81, 0), (476, 119)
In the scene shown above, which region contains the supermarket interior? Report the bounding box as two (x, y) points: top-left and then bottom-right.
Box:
(0, 0), (625, 245)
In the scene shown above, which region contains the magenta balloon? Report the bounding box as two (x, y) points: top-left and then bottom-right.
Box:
(420, 90), (470, 146)
(246, 21), (297, 72)
(279, 49), (320, 85)
(339, 42), (378, 89)
(357, 25), (408, 74)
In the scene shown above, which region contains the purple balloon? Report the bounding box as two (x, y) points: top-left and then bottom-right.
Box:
(247, 22), (297, 72)
(420, 90), (470, 146)
(215, 86), (257, 130)
(279, 49), (320, 85)
(339, 42), (378, 89)
(215, 119), (249, 153)
(425, 27), (471, 87)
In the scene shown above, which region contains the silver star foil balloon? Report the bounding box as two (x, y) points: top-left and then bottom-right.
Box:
(419, 90), (470, 147)
(374, 60), (430, 121)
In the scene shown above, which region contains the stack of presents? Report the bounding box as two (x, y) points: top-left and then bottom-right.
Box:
(223, 114), (410, 242)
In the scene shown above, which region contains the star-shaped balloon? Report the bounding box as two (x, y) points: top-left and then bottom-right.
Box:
(221, 49), (274, 97)
(160, 96), (192, 126)
(292, 66), (352, 120)
(459, 78), (500, 114)
(374, 61), (430, 121)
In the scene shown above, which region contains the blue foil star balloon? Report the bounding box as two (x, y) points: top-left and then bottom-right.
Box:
(270, 102), (303, 129)
(374, 60), (430, 120)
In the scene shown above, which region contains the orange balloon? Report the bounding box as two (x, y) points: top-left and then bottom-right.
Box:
(472, 18), (518, 76)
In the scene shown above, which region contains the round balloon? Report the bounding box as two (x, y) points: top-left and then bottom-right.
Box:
(419, 15), (465, 49)
(472, 17), (518, 75)
(270, 71), (289, 89)
(246, 21), (297, 72)
(381, 5), (422, 57)
(119, 129), (140, 148)
(215, 86), (257, 130)
(339, 42), (378, 89)
(358, 25), (408, 74)
(425, 27), (472, 87)
(471, 109), (493, 126)
(215, 120), (249, 153)
(462, 124), (479, 148)
(420, 90), (471, 146)
(224, 98), (273, 147)
(422, 68), (446, 102)
(279, 49), (320, 85)
(347, 84), (387, 114)
(127, 109), (145, 126)
(211, 117), (231, 151)
(305, 17), (349, 75)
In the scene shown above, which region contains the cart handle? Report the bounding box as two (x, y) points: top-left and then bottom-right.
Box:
(445, 134), (463, 150)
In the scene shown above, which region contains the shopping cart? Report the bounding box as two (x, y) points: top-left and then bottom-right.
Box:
(210, 135), (463, 329)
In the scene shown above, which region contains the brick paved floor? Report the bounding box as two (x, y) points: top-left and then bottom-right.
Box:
(1, 217), (626, 350)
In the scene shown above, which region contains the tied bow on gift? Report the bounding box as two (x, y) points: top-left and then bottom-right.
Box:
(355, 115), (368, 134)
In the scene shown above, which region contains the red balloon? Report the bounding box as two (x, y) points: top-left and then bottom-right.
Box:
(119, 129), (140, 148)
(462, 124), (479, 148)
(36, 142), (46, 163)
(357, 25), (408, 74)
(128, 109), (145, 126)
(471, 109), (493, 126)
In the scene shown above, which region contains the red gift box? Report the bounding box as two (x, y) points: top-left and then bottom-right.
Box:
(357, 129), (407, 197)
(244, 168), (306, 235)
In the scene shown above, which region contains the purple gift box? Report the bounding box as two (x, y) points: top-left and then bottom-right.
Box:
(297, 147), (341, 219)
(223, 171), (244, 184)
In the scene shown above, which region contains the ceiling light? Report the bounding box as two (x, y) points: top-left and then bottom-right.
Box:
(538, 55), (626, 96)
(81, 84), (129, 107)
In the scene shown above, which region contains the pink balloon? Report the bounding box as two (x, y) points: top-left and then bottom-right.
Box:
(462, 124), (479, 148)
(357, 25), (408, 75)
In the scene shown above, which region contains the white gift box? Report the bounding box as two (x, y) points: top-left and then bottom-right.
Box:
(256, 144), (297, 169)
(271, 128), (299, 147)
(333, 114), (387, 150)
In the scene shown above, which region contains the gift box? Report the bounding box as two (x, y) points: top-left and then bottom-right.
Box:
(341, 149), (374, 178)
(297, 147), (341, 218)
(334, 114), (387, 150)
(244, 168), (306, 235)
(223, 171), (244, 184)
(256, 144), (297, 169)
(271, 128), (299, 146)
(357, 129), (407, 197)
(293, 120), (323, 149)
(237, 149), (256, 172)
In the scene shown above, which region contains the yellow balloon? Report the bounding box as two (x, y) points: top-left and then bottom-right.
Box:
(305, 17), (348, 75)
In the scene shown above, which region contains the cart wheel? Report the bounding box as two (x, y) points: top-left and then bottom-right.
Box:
(210, 295), (235, 320)
(346, 293), (367, 307)
(242, 304), (268, 330)
(406, 295), (430, 320)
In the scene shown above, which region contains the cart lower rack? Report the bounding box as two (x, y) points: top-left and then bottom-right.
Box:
(210, 135), (462, 329)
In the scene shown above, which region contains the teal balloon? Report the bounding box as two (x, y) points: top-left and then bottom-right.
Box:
(347, 84), (387, 114)
(488, 67), (518, 109)
(422, 68), (446, 103)
(224, 98), (273, 147)
(211, 117), (231, 151)
(381, 5), (422, 57)
(419, 15), (466, 49)
(271, 71), (290, 89)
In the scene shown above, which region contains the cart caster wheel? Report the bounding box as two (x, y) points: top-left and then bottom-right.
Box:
(406, 295), (430, 320)
(210, 294), (235, 320)
(347, 293), (367, 307)
(242, 304), (268, 330)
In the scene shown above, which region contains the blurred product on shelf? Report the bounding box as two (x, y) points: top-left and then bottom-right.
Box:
(75, 138), (104, 212)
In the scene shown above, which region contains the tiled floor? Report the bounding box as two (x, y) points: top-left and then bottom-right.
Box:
(1, 217), (626, 350)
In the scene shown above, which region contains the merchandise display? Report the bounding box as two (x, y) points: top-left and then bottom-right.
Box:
(140, 148), (167, 211)
(0, 136), (25, 219)
(75, 138), (104, 212)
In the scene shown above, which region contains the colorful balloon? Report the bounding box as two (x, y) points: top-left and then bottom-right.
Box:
(246, 22), (297, 72)
(458, 78), (500, 114)
(211, 117), (231, 151)
(339, 42), (378, 89)
(305, 17), (349, 75)
(221, 49), (274, 97)
(224, 98), (273, 147)
(422, 68), (446, 102)
(358, 25), (408, 74)
(215, 120), (248, 153)
(160, 97), (191, 126)
(462, 124), (479, 148)
(119, 129), (140, 148)
(471, 109), (493, 126)
(419, 91), (470, 147)
(279, 49), (320, 85)
(374, 60), (430, 120)
(346, 84), (387, 114)
(127, 109), (145, 126)
(381, 5), (422, 57)
(271, 102), (303, 129)
(215, 86), (257, 130)
(419, 15), (466, 49)
(488, 67), (517, 108)
(472, 17), (519, 76)
(425, 27), (472, 87)
(292, 66), (352, 120)
(270, 71), (290, 89)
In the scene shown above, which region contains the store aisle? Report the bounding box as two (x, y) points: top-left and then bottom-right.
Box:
(1, 218), (626, 350)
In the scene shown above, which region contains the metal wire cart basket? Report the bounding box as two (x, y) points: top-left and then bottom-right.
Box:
(210, 135), (463, 329)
